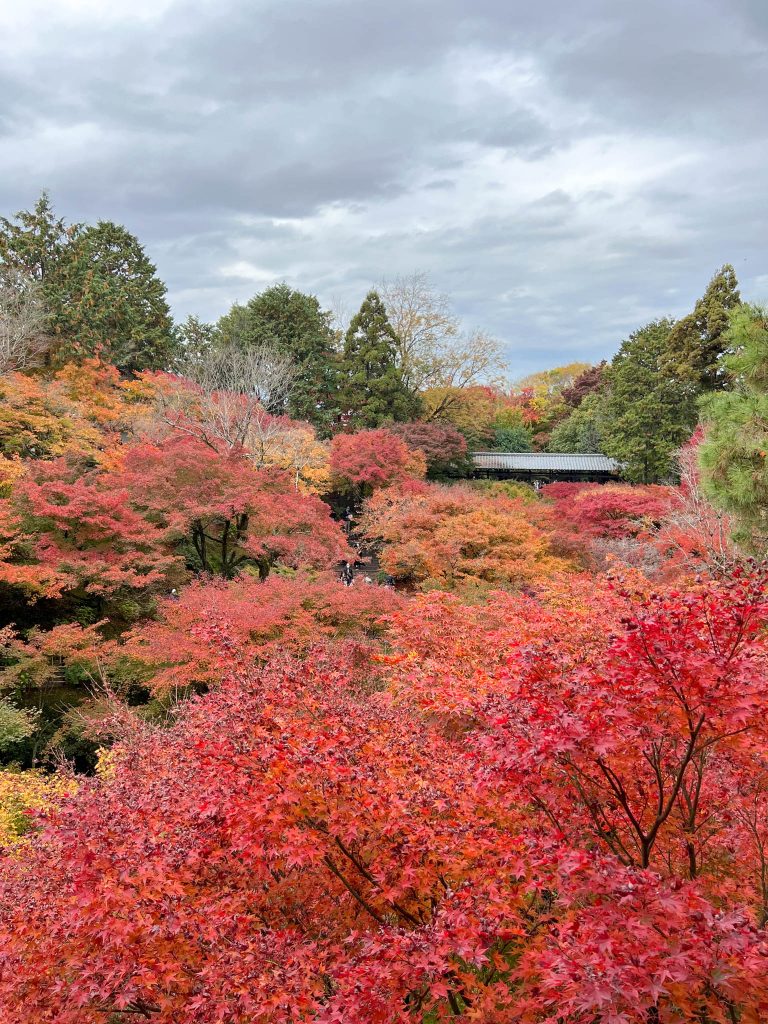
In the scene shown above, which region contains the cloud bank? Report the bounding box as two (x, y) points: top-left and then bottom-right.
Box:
(1, 0), (766, 374)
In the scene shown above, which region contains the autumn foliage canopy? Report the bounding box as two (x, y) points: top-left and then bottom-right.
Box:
(2, 573), (768, 1021)
(1, 352), (767, 1023)
(330, 427), (426, 495)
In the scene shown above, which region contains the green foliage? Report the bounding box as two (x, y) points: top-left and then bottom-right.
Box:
(172, 315), (216, 370)
(0, 194), (174, 372)
(491, 425), (533, 452)
(472, 479), (538, 503)
(664, 264), (741, 390)
(699, 305), (768, 550)
(0, 698), (39, 753)
(547, 393), (604, 453)
(56, 221), (175, 372)
(601, 319), (696, 483)
(216, 283), (339, 430)
(0, 192), (72, 286)
(340, 290), (420, 429)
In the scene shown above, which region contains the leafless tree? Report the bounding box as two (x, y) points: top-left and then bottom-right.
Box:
(162, 344), (299, 459)
(379, 271), (507, 396)
(0, 272), (50, 374)
(655, 441), (739, 574)
(189, 344), (297, 415)
(327, 293), (350, 342)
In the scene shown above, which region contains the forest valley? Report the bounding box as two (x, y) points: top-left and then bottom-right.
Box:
(1, 196), (768, 1021)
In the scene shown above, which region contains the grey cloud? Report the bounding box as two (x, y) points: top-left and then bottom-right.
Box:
(0, 0), (765, 376)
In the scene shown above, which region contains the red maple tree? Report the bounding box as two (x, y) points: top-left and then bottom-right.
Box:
(2, 572), (768, 1021)
(330, 429), (426, 496)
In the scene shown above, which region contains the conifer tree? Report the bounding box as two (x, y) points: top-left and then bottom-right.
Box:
(0, 192), (74, 286)
(600, 318), (696, 482)
(0, 194), (174, 372)
(340, 290), (420, 429)
(56, 221), (175, 372)
(699, 304), (768, 550)
(664, 264), (741, 390)
(216, 284), (339, 430)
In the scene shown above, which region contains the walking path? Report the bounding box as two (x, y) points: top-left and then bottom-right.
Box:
(338, 531), (382, 586)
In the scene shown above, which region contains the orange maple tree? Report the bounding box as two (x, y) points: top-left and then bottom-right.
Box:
(360, 481), (574, 591)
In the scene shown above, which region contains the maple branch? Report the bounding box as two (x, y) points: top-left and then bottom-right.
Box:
(322, 853), (386, 925)
(333, 835), (423, 928)
(95, 1000), (161, 1017)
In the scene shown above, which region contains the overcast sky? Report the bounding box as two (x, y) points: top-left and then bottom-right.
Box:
(1, 0), (766, 376)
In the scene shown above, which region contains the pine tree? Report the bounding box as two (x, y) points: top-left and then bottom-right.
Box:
(0, 192), (74, 286)
(664, 264), (741, 390)
(216, 284), (339, 430)
(699, 304), (768, 550)
(340, 290), (420, 429)
(600, 319), (696, 483)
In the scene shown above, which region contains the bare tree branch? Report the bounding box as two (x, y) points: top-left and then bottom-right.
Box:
(159, 344), (300, 463)
(0, 272), (51, 374)
(380, 272), (507, 394)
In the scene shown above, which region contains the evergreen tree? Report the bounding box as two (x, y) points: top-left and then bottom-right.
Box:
(547, 393), (604, 453)
(340, 290), (420, 429)
(216, 284), (339, 430)
(0, 192), (74, 286)
(699, 305), (768, 550)
(492, 425), (533, 452)
(56, 221), (174, 372)
(664, 264), (741, 390)
(600, 318), (696, 483)
(0, 195), (175, 372)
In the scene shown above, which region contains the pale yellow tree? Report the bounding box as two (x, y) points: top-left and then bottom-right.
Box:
(265, 427), (331, 494)
(0, 769), (76, 849)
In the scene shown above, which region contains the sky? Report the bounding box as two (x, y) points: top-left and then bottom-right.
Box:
(0, 0), (766, 377)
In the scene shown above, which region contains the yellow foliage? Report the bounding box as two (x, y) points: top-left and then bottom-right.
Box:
(95, 748), (119, 780)
(264, 428), (331, 494)
(0, 769), (76, 850)
(0, 455), (24, 497)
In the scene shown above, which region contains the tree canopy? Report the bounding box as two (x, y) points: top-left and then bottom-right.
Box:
(601, 319), (697, 482)
(699, 304), (768, 549)
(664, 263), (741, 390)
(216, 283), (339, 429)
(339, 290), (420, 429)
(0, 195), (174, 371)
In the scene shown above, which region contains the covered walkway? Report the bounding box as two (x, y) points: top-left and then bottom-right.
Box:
(471, 452), (621, 485)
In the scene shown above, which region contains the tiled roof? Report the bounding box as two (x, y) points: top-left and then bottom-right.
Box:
(471, 452), (621, 473)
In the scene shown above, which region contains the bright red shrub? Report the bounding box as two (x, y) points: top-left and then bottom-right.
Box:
(541, 481), (674, 538)
(330, 429), (426, 495)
